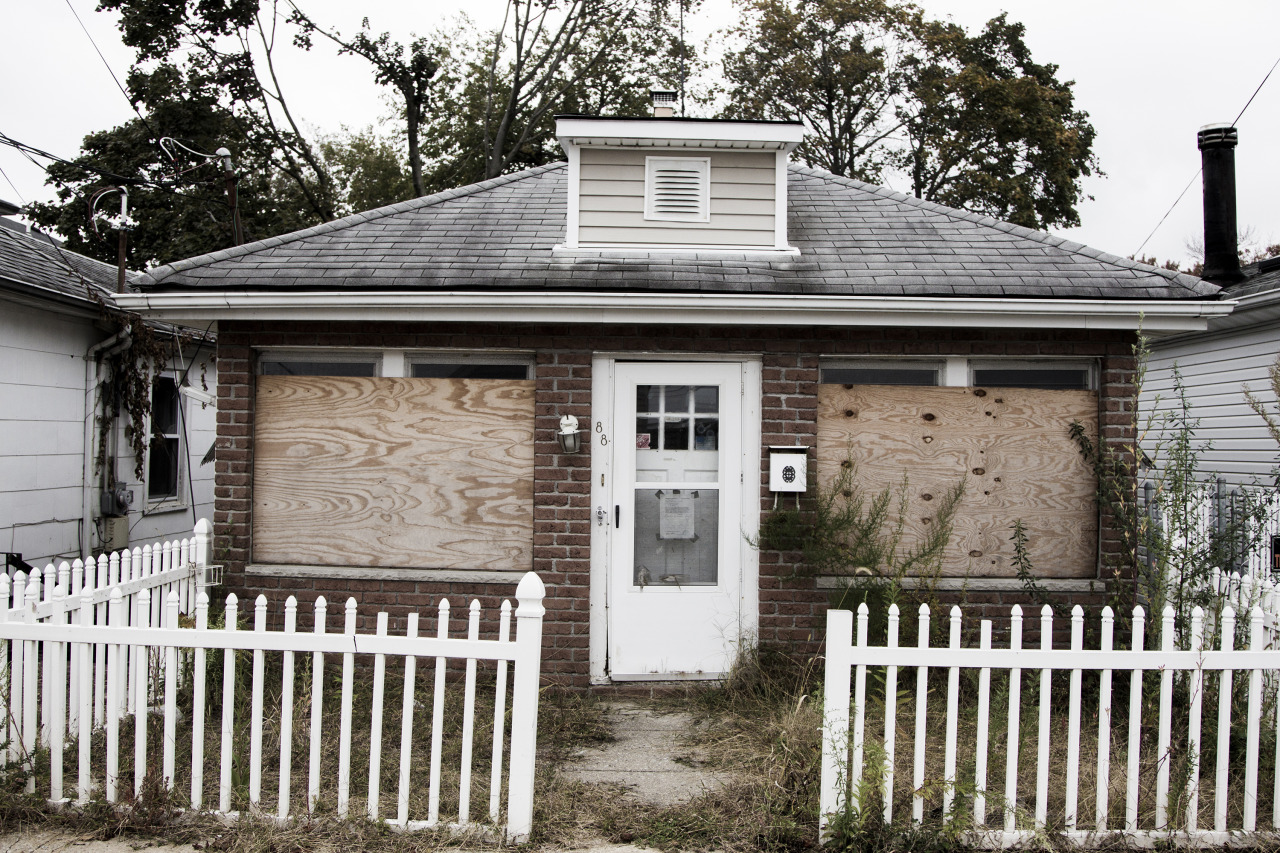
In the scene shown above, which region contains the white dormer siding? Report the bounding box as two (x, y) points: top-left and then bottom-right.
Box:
(556, 117), (804, 253)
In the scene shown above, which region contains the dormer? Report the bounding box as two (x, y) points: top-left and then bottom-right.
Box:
(555, 116), (805, 254)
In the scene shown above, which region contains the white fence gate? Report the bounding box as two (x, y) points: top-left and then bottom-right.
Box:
(822, 601), (1280, 847)
(0, 552), (547, 841)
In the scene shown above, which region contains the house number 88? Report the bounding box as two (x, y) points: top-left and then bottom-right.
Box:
(596, 421), (608, 446)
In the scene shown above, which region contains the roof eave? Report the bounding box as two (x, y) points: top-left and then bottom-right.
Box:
(113, 290), (1234, 335)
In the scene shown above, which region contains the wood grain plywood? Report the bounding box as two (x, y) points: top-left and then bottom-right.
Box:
(817, 386), (1099, 579)
(253, 377), (534, 571)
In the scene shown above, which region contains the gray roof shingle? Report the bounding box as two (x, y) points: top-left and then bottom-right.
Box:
(0, 226), (121, 304)
(137, 163), (1218, 300)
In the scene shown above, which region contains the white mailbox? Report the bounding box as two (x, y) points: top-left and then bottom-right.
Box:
(768, 446), (808, 493)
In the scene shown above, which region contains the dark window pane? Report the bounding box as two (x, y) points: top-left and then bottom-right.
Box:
(694, 386), (718, 413)
(151, 377), (178, 434)
(148, 437), (179, 499)
(260, 360), (376, 377)
(636, 385), (661, 414)
(411, 363), (528, 379)
(821, 368), (939, 386)
(973, 369), (1089, 390)
(694, 418), (718, 451)
(664, 417), (690, 450)
(664, 385), (691, 412)
(635, 417), (659, 450)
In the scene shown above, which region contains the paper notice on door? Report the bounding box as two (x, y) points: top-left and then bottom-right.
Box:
(659, 492), (695, 539)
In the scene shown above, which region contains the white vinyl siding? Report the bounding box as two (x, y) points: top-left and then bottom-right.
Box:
(1142, 324), (1280, 485)
(576, 148), (776, 247)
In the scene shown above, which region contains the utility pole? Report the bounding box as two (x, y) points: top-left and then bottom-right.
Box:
(217, 147), (244, 246)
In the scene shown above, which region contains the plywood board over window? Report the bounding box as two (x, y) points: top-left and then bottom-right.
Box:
(253, 376), (534, 571)
(816, 386), (1099, 579)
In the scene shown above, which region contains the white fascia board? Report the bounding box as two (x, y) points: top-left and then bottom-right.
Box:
(115, 290), (1234, 333)
(555, 117), (805, 151)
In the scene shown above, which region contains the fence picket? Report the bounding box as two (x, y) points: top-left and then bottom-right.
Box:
(308, 597), (327, 814)
(279, 596), (297, 820)
(1096, 607), (1114, 831)
(1215, 607), (1235, 832)
(1155, 606), (1175, 829)
(337, 598), (357, 819)
(368, 611), (389, 820)
(912, 604), (930, 825)
(489, 601), (511, 825)
(428, 598), (450, 826)
(218, 594), (238, 815)
(883, 603), (899, 824)
(398, 612), (420, 826)
(77, 590), (93, 805)
(1126, 607), (1145, 831)
(1035, 606), (1052, 829)
(1065, 606), (1084, 830)
(1245, 606), (1264, 831)
(249, 596), (267, 807)
(974, 620), (991, 827)
(191, 592), (208, 810)
(163, 591), (179, 791)
(49, 583), (67, 803)
(23, 576), (39, 794)
(1004, 605), (1022, 833)
(458, 600), (481, 825)
(133, 589), (151, 798)
(105, 589), (122, 802)
(943, 607), (961, 819)
(1187, 607), (1205, 831)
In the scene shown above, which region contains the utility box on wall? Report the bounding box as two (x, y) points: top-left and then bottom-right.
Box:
(768, 446), (808, 493)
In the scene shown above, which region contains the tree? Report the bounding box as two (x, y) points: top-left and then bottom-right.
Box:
(721, 0), (910, 182)
(318, 127), (412, 215)
(287, 11), (446, 198)
(897, 14), (1098, 230)
(417, 0), (704, 190)
(721, 0), (1099, 230)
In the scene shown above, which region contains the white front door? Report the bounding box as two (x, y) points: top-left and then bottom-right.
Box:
(603, 361), (751, 680)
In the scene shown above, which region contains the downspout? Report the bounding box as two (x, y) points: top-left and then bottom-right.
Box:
(82, 330), (132, 560)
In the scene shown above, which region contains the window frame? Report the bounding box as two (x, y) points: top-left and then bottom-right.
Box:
(821, 357), (1096, 389)
(146, 373), (184, 508)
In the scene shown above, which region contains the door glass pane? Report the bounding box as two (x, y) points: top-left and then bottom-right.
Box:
(632, 489), (719, 586)
(633, 383), (721, 478)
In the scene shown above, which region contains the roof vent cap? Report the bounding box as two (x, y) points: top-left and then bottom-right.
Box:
(650, 88), (677, 118)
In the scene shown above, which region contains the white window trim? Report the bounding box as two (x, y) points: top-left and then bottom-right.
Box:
(968, 359), (1097, 390)
(644, 156), (711, 223)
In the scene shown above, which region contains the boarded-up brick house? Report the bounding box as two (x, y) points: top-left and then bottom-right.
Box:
(117, 116), (1230, 685)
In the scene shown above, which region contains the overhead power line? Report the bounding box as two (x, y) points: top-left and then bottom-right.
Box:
(1133, 53), (1280, 259)
(63, 0), (161, 146)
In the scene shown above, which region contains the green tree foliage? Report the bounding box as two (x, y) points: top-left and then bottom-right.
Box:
(318, 127), (412, 215)
(722, 0), (1099, 230)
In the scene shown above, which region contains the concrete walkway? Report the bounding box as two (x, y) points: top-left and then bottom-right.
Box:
(560, 701), (726, 806)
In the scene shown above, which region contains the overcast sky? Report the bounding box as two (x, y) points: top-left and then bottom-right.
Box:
(3, 1), (1277, 268)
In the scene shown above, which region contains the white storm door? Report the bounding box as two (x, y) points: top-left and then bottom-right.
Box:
(608, 362), (744, 680)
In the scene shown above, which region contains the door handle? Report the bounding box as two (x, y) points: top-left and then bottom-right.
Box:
(615, 505), (620, 528)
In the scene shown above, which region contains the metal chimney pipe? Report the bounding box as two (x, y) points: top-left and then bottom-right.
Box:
(1197, 123), (1244, 284)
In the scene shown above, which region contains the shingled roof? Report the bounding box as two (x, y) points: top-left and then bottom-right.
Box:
(137, 163), (1218, 301)
(0, 225), (120, 305)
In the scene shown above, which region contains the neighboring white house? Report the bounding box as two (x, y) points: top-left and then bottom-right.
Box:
(0, 202), (216, 567)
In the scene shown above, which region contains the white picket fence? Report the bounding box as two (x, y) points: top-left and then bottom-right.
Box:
(821, 601), (1280, 847)
(0, 565), (547, 841)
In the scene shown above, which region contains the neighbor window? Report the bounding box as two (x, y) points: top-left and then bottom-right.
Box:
(148, 376), (181, 502)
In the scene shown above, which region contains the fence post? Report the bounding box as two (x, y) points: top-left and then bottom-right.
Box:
(505, 571), (545, 844)
(819, 606), (854, 839)
(193, 518), (211, 589)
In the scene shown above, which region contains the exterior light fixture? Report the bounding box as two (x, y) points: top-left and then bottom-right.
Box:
(557, 414), (583, 453)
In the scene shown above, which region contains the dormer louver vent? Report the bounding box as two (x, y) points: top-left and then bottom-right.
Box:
(644, 157), (710, 222)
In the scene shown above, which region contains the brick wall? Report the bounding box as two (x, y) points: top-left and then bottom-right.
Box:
(212, 321), (1137, 686)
